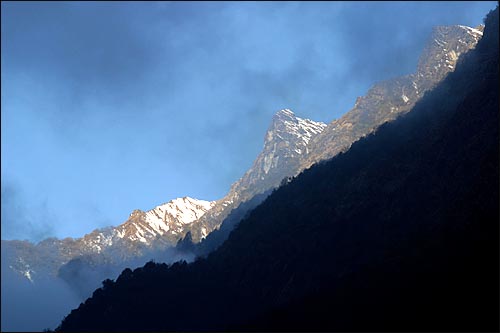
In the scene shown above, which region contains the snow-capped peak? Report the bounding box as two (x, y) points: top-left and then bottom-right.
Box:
(84, 197), (216, 247)
(133, 197), (215, 240)
(256, 109), (327, 174)
(150, 197), (215, 226)
(266, 109), (327, 147)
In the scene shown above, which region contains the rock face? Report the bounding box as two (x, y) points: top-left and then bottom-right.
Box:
(2, 24), (484, 281)
(232, 109), (326, 200)
(185, 110), (326, 242)
(301, 25), (483, 169)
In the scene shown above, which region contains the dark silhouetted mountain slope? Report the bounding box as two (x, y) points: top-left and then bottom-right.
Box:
(57, 7), (498, 332)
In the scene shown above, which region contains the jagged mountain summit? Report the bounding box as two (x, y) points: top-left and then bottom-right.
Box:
(235, 109), (326, 195)
(184, 109), (327, 242)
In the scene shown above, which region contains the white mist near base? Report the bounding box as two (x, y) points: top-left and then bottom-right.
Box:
(1, 272), (81, 332)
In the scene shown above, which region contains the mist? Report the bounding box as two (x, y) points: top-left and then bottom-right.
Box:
(1, 263), (79, 332)
(1, 243), (194, 332)
(58, 245), (195, 299)
(1, 182), (58, 243)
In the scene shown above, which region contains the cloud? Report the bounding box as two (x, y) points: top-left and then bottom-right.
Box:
(1, 182), (56, 242)
(1, 270), (80, 332)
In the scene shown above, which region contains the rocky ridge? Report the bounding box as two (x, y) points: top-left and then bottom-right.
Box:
(2, 197), (214, 280)
(184, 110), (327, 242)
(185, 24), (484, 243)
(301, 24), (483, 169)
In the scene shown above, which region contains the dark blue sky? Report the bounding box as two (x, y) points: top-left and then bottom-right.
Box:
(1, 1), (497, 241)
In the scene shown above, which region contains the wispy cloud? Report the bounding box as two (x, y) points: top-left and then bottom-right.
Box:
(1, 181), (56, 242)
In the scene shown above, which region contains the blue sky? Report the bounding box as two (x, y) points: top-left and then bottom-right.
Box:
(1, 1), (497, 242)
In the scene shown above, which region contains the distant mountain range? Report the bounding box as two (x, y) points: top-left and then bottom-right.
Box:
(0, 22), (486, 292)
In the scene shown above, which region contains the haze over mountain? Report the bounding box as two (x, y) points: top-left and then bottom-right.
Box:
(1, 2), (498, 332)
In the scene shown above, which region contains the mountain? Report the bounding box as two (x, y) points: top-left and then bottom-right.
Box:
(1, 22), (485, 290)
(184, 23), (484, 244)
(1, 20), (491, 332)
(56, 7), (499, 332)
(112, 197), (215, 247)
(300, 24), (484, 169)
(1, 196), (215, 331)
(229, 109), (327, 200)
(184, 109), (327, 242)
(2, 197), (214, 282)
(1, 109), (327, 284)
